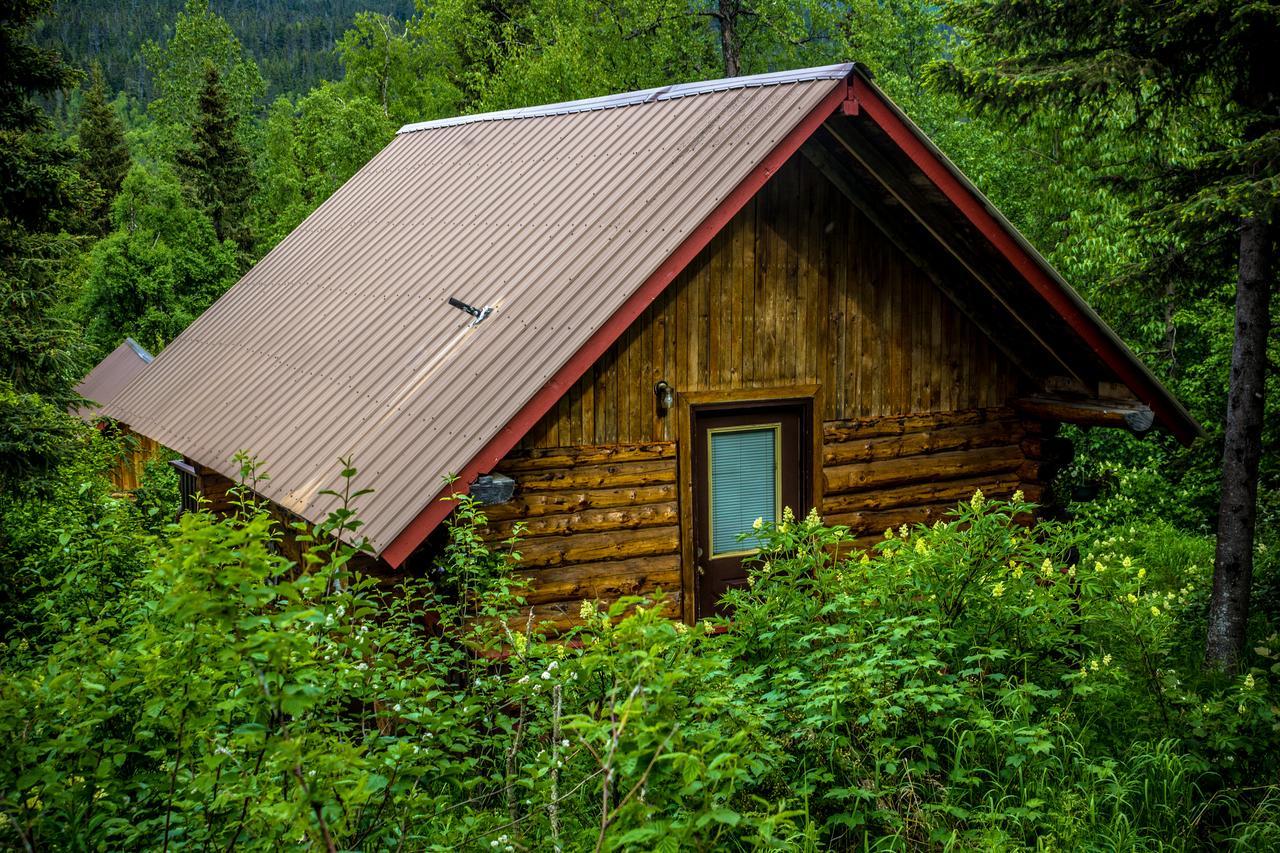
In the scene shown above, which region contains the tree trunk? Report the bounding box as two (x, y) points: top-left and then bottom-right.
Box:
(1205, 214), (1274, 672)
(717, 0), (740, 77)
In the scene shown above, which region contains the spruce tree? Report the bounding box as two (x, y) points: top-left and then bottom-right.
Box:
(175, 64), (256, 256)
(77, 63), (130, 234)
(0, 0), (90, 402)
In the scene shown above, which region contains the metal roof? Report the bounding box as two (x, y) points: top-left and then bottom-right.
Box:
(73, 338), (153, 421)
(103, 67), (850, 555)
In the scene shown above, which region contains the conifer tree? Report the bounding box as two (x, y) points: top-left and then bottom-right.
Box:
(175, 64), (256, 256)
(0, 0), (90, 402)
(77, 63), (130, 234)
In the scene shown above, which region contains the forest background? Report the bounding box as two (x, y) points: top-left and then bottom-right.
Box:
(1, 0), (1278, 848)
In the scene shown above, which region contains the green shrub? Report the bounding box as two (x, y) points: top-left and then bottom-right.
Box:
(2, 483), (1277, 850)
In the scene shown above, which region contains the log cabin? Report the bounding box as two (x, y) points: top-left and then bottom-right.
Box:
(72, 338), (165, 492)
(101, 64), (1201, 629)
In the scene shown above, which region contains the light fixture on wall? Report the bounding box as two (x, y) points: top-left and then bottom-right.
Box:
(654, 380), (674, 414)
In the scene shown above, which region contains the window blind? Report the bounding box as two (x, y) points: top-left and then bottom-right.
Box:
(709, 426), (777, 555)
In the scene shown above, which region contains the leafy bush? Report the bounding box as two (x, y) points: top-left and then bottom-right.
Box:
(2, 485), (1277, 850)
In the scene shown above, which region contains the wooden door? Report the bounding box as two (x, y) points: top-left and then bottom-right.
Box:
(691, 403), (810, 618)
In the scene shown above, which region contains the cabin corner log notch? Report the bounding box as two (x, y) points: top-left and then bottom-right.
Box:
(1014, 395), (1156, 434)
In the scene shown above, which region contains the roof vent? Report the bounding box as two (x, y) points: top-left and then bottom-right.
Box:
(448, 297), (494, 328)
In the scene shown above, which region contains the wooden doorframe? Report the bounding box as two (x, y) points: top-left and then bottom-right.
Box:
(676, 385), (823, 624)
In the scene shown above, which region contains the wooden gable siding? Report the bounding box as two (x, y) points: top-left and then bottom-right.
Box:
(517, 152), (1020, 451)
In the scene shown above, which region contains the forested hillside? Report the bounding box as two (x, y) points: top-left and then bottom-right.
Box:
(37, 0), (413, 100)
(1, 0), (1277, 848)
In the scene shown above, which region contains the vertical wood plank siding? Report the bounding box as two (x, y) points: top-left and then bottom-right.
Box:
(517, 154), (1018, 450)
(107, 429), (163, 493)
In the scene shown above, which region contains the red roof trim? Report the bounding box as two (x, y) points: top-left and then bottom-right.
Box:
(847, 75), (1199, 446)
(381, 78), (851, 567)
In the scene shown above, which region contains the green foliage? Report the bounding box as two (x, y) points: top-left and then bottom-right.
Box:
(0, 396), (148, 647)
(75, 63), (130, 233)
(0, 381), (80, 489)
(141, 0), (266, 157)
(0, 0), (94, 402)
(175, 64), (257, 254)
(4, 486), (1278, 849)
(77, 165), (239, 355)
(40, 0), (414, 104)
(253, 83), (394, 250)
(335, 10), (456, 126)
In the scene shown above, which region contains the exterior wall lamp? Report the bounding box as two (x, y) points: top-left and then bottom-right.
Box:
(655, 380), (675, 414)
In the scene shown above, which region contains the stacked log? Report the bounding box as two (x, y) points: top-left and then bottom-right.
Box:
(483, 443), (683, 631)
(820, 408), (1047, 549)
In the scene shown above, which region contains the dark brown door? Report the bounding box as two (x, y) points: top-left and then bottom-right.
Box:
(691, 402), (810, 618)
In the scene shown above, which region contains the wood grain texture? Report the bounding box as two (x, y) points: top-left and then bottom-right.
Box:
(478, 444), (683, 622)
(517, 154), (1019, 450)
(819, 409), (1045, 536)
(108, 429), (164, 492)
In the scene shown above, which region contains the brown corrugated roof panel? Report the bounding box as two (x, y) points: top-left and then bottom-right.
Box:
(73, 338), (153, 422)
(102, 65), (853, 555)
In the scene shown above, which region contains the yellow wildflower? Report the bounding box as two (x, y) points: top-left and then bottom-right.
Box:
(1012, 489), (1024, 502)
(1245, 673), (1256, 689)
(1090, 658), (1100, 671)
(782, 506), (795, 523)
(1103, 654), (1112, 666)
(1122, 556), (1133, 569)
(579, 600), (597, 620)
(752, 517), (764, 531)
(1150, 606), (1160, 617)
(1094, 561), (1106, 573)
(1137, 568), (1146, 580)
(884, 528), (895, 540)
(899, 524), (910, 540)
(970, 489), (985, 510)
(1012, 564), (1024, 579)
(1126, 593), (1139, 604)
(992, 582), (1005, 598)
(805, 507), (822, 527)
(1041, 559), (1054, 577)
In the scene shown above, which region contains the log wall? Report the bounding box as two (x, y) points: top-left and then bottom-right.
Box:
(482, 444), (683, 633)
(819, 408), (1046, 551)
(518, 153), (1020, 450)
(487, 409), (1059, 630)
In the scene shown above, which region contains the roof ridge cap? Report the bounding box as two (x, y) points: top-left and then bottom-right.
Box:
(397, 63), (854, 134)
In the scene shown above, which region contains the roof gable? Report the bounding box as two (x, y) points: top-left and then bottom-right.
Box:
(73, 338), (153, 421)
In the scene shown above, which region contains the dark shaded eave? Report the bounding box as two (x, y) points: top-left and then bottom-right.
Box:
(844, 69), (1203, 446)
